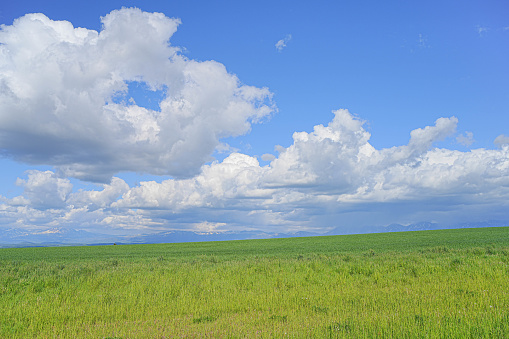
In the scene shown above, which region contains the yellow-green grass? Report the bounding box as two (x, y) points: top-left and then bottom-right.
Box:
(1, 227), (509, 338)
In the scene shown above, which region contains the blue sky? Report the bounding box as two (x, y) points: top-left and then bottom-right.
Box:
(0, 0), (508, 237)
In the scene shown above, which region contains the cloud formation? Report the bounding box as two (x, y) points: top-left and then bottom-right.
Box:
(495, 134), (509, 146)
(0, 8), (275, 182)
(1, 9), (508, 236)
(15, 171), (72, 209)
(456, 131), (474, 146)
(3, 110), (509, 234)
(275, 34), (292, 52)
(476, 25), (489, 37)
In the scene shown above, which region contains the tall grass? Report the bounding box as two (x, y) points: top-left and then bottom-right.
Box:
(1, 227), (508, 337)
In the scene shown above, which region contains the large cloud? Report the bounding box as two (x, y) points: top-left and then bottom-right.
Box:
(5, 110), (506, 234)
(2, 110), (508, 233)
(110, 110), (509, 229)
(0, 8), (275, 182)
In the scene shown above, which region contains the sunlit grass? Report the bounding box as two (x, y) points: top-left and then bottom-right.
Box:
(1, 227), (508, 337)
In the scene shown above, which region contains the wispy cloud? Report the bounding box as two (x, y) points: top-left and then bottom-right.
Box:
(407, 33), (430, 53)
(476, 25), (489, 37)
(495, 134), (509, 147)
(456, 131), (474, 147)
(417, 33), (429, 48)
(261, 153), (276, 162)
(275, 34), (292, 52)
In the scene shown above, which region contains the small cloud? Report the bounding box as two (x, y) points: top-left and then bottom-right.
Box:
(215, 142), (239, 154)
(261, 153), (276, 162)
(274, 145), (286, 153)
(456, 131), (474, 147)
(275, 34), (292, 52)
(476, 25), (489, 37)
(417, 33), (429, 48)
(407, 33), (430, 53)
(494, 134), (509, 147)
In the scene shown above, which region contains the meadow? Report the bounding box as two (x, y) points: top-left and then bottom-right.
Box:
(1, 227), (509, 338)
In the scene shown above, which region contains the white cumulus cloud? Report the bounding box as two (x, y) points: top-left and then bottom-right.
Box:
(2, 110), (509, 233)
(0, 8), (275, 182)
(15, 171), (72, 209)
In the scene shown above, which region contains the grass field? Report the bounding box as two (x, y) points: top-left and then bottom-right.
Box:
(1, 227), (509, 338)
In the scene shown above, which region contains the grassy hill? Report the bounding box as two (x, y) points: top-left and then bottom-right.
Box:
(1, 227), (509, 337)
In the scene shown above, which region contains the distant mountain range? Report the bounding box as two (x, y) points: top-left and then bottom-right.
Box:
(0, 227), (122, 248)
(1, 220), (508, 248)
(325, 220), (509, 236)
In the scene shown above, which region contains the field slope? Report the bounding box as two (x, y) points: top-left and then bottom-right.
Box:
(1, 227), (509, 337)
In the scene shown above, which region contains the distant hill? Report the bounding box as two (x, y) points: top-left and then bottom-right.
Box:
(1, 220), (507, 248)
(325, 220), (509, 236)
(0, 227), (120, 247)
(325, 222), (440, 235)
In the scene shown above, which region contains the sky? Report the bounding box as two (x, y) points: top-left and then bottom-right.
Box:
(0, 0), (508, 237)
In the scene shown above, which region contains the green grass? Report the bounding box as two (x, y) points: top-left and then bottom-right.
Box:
(1, 227), (509, 338)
